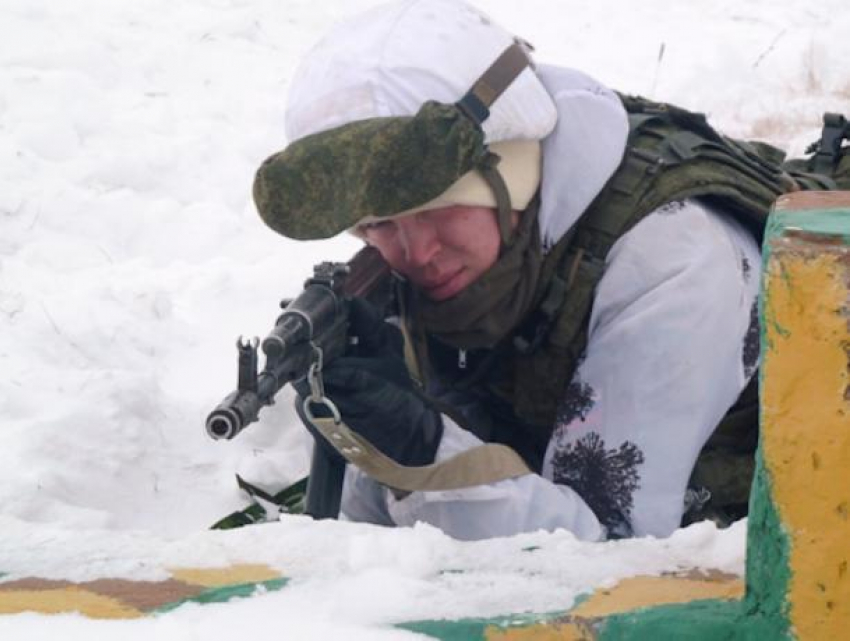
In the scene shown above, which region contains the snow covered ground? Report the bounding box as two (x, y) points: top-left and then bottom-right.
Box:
(0, 0), (847, 638)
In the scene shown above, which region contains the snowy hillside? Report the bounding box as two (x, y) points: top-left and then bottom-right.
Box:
(1, 0), (847, 638)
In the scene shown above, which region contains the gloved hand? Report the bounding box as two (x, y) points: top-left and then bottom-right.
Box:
(293, 297), (443, 468)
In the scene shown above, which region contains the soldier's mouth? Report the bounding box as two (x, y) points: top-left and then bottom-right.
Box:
(420, 268), (467, 301)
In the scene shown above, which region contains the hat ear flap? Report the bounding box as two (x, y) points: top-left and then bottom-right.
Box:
(253, 101), (487, 240)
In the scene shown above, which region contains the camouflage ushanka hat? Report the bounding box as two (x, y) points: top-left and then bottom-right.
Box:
(252, 0), (557, 242)
(253, 100), (488, 241)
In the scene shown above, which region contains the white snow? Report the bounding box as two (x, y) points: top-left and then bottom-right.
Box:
(1, 0), (847, 638)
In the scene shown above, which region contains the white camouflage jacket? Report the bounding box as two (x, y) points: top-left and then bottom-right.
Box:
(339, 66), (761, 541)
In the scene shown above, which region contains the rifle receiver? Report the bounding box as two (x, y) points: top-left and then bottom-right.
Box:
(205, 246), (392, 442)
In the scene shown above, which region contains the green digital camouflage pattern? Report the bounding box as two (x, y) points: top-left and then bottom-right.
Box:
(832, 149), (850, 189)
(253, 101), (487, 240)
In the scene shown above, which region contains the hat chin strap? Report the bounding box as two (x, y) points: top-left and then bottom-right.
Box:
(453, 39), (535, 249)
(477, 152), (515, 249)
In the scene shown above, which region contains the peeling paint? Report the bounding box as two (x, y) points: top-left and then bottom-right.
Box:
(762, 229), (850, 639)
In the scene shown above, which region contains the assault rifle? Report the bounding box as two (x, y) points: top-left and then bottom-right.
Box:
(205, 246), (393, 519)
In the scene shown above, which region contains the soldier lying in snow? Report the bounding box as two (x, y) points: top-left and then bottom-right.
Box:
(250, 0), (850, 540)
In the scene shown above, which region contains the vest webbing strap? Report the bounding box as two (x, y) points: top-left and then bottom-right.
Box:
(308, 415), (531, 492)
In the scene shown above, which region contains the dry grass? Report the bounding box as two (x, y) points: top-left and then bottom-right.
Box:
(803, 40), (823, 94)
(749, 115), (791, 141)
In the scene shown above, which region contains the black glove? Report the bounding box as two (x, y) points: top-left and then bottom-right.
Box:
(293, 297), (443, 468)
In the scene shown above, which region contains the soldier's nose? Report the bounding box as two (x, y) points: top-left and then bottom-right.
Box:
(397, 215), (441, 268)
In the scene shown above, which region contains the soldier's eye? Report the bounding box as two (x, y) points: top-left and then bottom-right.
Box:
(360, 220), (393, 232)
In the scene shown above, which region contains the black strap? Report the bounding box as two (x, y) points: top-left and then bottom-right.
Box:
(210, 476), (308, 530)
(513, 272), (567, 355)
(237, 474), (308, 515)
(236, 474), (279, 504)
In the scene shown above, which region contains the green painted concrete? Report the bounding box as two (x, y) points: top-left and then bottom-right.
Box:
(767, 207), (850, 240)
(739, 435), (791, 635)
(398, 611), (565, 640)
(155, 577), (289, 614)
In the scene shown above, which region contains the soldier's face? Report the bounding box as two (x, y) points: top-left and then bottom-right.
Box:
(360, 205), (508, 301)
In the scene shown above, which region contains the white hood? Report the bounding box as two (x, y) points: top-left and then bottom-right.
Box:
(285, 0), (557, 145)
(536, 65), (629, 250)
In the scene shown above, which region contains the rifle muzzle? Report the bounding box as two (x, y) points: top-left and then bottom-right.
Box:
(205, 389), (261, 440)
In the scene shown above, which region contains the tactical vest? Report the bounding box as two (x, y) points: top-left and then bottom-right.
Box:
(411, 95), (845, 522)
(509, 95), (835, 432)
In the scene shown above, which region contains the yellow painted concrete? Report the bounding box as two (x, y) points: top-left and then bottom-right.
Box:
(0, 587), (142, 619)
(762, 241), (850, 639)
(0, 564), (282, 619)
(169, 563), (281, 587)
(569, 574), (744, 618)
